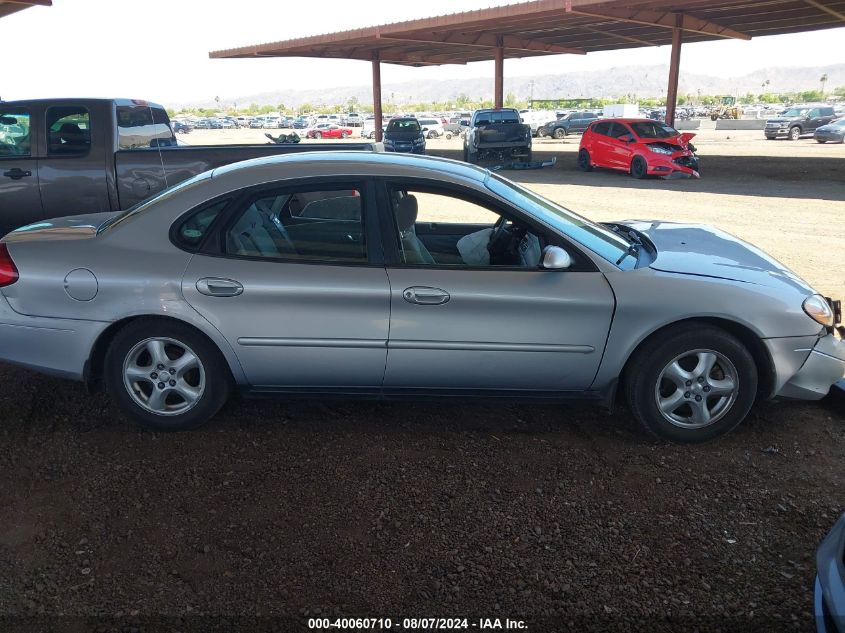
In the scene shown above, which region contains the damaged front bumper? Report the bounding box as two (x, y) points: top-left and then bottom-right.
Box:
(773, 327), (845, 400)
(649, 153), (700, 179)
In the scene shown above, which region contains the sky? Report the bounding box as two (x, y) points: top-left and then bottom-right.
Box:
(1, 0), (844, 106)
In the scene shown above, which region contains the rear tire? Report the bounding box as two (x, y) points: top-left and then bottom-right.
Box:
(314, 132), (322, 139)
(553, 128), (566, 140)
(104, 319), (231, 432)
(816, 139), (826, 144)
(577, 149), (592, 171)
(341, 131), (349, 139)
(623, 324), (757, 443)
(630, 155), (648, 179)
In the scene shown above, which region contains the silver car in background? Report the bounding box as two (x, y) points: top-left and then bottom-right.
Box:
(0, 152), (842, 441)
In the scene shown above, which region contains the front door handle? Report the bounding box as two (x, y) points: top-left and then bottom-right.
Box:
(3, 168), (32, 180)
(196, 278), (243, 297)
(403, 286), (450, 305)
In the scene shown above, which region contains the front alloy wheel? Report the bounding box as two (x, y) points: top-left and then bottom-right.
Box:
(623, 324), (757, 442)
(655, 349), (738, 429)
(789, 126), (801, 141)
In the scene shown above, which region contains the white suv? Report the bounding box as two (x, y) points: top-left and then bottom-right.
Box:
(416, 118), (445, 138)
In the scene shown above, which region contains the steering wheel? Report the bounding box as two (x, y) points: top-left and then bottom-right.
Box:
(488, 215), (509, 251)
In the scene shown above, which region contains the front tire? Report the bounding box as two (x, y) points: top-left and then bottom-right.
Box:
(630, 155), (648, 179)
(623, 325), (757, 443)
(789, 126), (801, 141)
(104, 320), (231, 431)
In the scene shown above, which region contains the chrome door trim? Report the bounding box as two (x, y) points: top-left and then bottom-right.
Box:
(387, 340), (595, 353)
(237, 337), (387, 349)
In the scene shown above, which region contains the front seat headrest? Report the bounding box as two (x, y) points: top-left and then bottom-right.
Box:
(59, 122), (85, 145)
(395, 194), (418, 232)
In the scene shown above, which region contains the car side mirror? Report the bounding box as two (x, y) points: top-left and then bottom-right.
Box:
(541, 246), (572, 270)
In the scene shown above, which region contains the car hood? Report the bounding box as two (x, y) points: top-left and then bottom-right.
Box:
(618, 220), (814, 293)
(1, 212), (116, 243)
(637, 133), (695, 152)
(766, 117), (797, 124)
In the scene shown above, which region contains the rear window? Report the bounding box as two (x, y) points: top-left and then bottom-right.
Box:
(475, 111), (520, 124)
(117, 105), (176, 149)
(387, 119), (421, 132)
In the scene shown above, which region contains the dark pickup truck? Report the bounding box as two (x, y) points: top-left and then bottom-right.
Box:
(764, 105), (837, 140)
(0, 98), (378, 237)
(462, 108), (532, 164)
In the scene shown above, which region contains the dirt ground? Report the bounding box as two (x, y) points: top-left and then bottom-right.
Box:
(0, 125), (843, 633)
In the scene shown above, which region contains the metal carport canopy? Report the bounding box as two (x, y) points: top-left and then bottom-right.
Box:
(0, 0), (50, 19)
(209, 0), (845, 136)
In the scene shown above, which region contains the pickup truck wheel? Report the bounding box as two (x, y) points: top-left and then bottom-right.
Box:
(789, 126), (801, 141)
(630, 155), (648, 179)
(577, 149), (593, 171)
(623, 324), (757, 443)
(105, 320), (232, 432)
(553, 128), (566, 140)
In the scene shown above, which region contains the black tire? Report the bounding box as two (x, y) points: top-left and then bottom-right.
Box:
(427, 130), (437, 139)
(553, 128), (566, 140)
(314, 132), (322, 139)
(710, 114), (718, 121)
(623, 324), (757, 443)
(445, 133), (452, 140)
(816, 139), (826, 144)
(464, 147), (476, 164)
(104, 319), (232, 431)
(341, 131), (349, 139)
(788, 126), (801, 141)
(577, 148), (592, 171)
(630, 155), (648, 179)
(369, 132), (376, 140)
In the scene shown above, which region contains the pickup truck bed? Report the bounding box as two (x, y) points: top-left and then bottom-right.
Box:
(0, 98), (377, 237)
(463, 108), (532, 165)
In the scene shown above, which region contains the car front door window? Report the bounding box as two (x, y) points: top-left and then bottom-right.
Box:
(387, 186), (544, 269)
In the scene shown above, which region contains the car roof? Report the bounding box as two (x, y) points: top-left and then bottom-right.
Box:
(211, 150), (487, 185)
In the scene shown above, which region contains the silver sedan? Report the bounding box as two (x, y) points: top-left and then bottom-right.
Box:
(0, 152), (842, 441)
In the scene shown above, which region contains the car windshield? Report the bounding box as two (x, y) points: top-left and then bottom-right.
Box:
(781, 108), (809, 117)
(485, 173), (636, 270)
(387, 119), (421, 132)
(97, 172), (211, 234)
(629, 121), (678, 139)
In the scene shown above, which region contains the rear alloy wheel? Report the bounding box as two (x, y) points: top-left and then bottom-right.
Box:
(623, 325), (757, 442)
(789, 126), (801, 141)
(314, 132), (322, 139)
(816, 139), (826, 144)
(630, 155), (648, 179)
(341, 131), (349, 139)
(105, 320), (231, 431)
(577, 149), (593, 171)
(427, 130), (438, 139)
(553, 128), (566, 140)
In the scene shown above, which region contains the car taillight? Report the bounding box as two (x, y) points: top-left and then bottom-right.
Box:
(0, 243), (19, 287)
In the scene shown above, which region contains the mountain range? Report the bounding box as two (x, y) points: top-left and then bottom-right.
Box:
(177, 63), (845, 109)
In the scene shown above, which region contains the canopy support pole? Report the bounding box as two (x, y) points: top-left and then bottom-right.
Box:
(665, 13), (683, 127)
(372, 53), (383, 142)
(494, 38), (504, 109)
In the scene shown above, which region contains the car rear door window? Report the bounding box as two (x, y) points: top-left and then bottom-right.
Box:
(46, 106), (90, 155)
(0, 109), (31, 156)
(224, 187), (367, 263)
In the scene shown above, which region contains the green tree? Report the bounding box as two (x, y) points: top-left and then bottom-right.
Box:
(834, 86), (845, 97)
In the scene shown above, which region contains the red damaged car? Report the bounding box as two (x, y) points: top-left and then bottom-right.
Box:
(578, 118), (699, 179)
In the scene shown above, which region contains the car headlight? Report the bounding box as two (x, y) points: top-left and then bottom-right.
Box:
(648, 145), (674, 155)
(803, 294), (835, 327)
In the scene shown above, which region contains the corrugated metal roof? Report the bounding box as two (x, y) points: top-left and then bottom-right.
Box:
(209, 0), (845, 66)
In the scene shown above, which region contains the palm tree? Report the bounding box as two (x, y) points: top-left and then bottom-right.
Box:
(820, 73), (828, 96)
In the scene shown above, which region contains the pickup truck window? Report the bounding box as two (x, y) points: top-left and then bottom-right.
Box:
(117, 105), (175, 150)
(47, 106), (91, 156)
(475, 110), (520, 125)
(0, 109), (30, 156)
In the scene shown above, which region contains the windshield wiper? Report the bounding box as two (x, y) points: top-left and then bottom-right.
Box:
(613, 228), (643, 266)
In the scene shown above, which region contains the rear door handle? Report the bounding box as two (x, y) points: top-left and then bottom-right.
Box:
(403, 286), (450, 305)
(3, 168), (32, 180)
(196, 278), (243, 297)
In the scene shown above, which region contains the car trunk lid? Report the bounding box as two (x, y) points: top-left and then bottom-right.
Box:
(1, 212), (116, 244)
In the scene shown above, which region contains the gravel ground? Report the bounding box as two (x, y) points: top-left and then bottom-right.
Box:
(1, 128), (844, 632)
